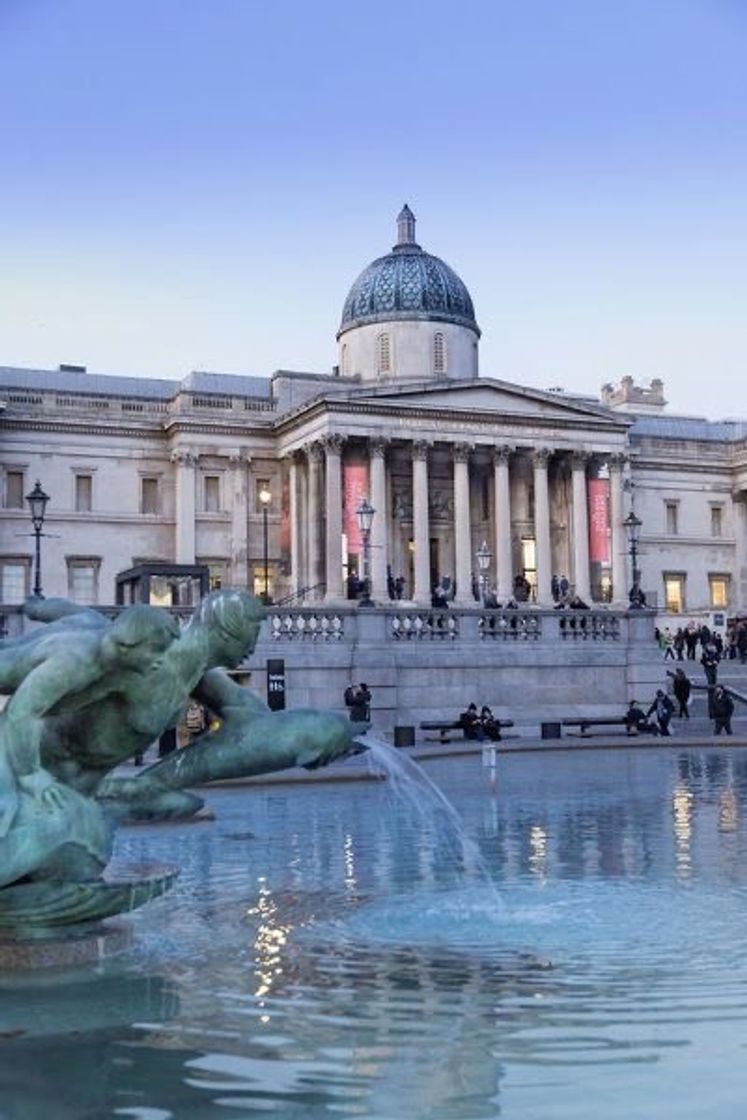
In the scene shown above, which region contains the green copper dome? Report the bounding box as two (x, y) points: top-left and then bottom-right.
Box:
(338, 206), (480, 338)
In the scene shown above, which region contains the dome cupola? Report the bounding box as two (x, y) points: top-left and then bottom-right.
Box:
(337, 207), (480, 383)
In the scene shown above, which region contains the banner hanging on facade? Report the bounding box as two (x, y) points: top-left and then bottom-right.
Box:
(588, 478), (611, 564)
(343, 462), (369, 554)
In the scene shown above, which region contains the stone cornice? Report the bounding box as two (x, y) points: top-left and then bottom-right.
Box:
(272, 396), (632, 438)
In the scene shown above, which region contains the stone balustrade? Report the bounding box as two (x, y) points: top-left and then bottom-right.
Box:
(269, 611), (345, 642)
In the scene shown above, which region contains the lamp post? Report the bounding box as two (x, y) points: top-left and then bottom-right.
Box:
(355, 497), (375, 607)
(476, 540), (491, 604)
(26, 479), (50, 599)
(623, 510), (645, 609)
(259, 485), (272, 604)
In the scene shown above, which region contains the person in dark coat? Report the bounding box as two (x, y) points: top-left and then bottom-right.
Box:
(647, 690), (674, 736)
(348, 683), (372, 723)
(625, 700), (651, 735)
(712, 686), (734, 735)
(459, 703), (484, 741)
(672, 668), (691, 719)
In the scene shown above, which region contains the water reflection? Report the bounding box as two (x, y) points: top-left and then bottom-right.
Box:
(4, 748), (747, 1118)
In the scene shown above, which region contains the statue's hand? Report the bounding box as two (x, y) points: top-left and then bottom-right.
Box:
(17, 769), (67, 813)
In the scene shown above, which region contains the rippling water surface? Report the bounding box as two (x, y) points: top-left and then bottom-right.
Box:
(3, 746), (747, 1118)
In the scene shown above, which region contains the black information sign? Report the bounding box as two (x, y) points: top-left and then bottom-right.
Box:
(267, 658), (286, 711)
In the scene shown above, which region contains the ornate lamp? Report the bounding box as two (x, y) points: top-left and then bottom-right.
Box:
(476, 540), (492, 603)
(623, 510), (645, 609)
(259, 486), (272, 604)
(25, 479), (50, 598)
(355, 498), (376, 607)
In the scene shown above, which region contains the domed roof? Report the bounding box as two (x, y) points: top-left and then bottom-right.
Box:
(338, 206), (480, 339)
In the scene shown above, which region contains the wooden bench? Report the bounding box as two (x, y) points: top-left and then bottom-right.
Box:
(560, 717), (629, 737)
(419, 719), (514, 743)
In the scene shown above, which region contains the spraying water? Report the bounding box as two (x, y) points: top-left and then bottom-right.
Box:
(356, 732), (501, 901)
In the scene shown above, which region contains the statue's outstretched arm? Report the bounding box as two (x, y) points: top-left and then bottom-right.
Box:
(193, 668), (270, 723)
(22, 597), (97, 623)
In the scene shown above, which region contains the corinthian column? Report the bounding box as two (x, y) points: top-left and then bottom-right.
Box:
(171, 449), (197, 563)
(412, 440), (431, 605)
(229, 451), (250, 587)
(532, 448), (552, 605)
(370, 438), (388, 602)
(609, 454), (627, 605)
(571, 451), (591, 601)
(307, 442), (323, 599)
(323, 434), (344, 603)
(453, 443), (473, 605)
(287, 452), (302, 597)
(493, 445), (513, 601)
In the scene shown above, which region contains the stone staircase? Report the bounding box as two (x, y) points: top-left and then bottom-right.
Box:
(665, 659), (747, 736)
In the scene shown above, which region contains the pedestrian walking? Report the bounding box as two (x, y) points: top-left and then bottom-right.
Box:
(647, 689), (674, 736)
(672, 669), (691, 719)
(712, 686), (734, 735)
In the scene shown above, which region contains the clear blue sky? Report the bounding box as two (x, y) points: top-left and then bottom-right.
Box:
(1, 0), (746, 416)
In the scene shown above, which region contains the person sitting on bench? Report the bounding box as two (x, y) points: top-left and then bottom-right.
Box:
(459, 703), (485, 741)
(480, 705), (501, 741)
(625, 700), (655, 736)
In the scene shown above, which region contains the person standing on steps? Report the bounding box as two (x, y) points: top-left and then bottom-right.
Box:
(672, 668), (691, 719)
(712, 686), (735, 736)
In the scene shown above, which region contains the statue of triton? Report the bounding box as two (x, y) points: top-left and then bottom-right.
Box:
(0, 591), (361, 931)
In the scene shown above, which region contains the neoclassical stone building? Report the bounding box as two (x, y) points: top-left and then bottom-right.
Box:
(1, 207), (745, 623)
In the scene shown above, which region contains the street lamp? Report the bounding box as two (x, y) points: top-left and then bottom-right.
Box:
(476, 540), (491, 603)
(26, 479), (50, 599)
(355, 497), (376, 607)
(259, 485), (272, 604)
(623, 510), (645, 609)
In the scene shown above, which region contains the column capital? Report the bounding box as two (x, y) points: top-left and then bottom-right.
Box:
(228, 450), (251, 468)
(608, 452), (628, 471)
(370, 437), (389, 460)
(306, 441), (324, 464)
(492, 444), (513, 466)
(321, 433), (344, 456)
(412, 439), (431, 462)
(170, 449), (198, 468)
(570, 449), (590, 471)
(532, 447), (552, 467)
(452, 442), (473, 464)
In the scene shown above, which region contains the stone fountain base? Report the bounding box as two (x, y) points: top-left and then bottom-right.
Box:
(0, 921), (134, 970)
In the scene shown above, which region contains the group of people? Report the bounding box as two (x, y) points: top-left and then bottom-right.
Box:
(626, 675), (736, 737)
(657, 623), (730, 663)
(458, 703), (501, 741)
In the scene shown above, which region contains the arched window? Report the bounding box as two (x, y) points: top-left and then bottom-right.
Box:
(433, 331), (446, 374)
(377, 333), (391, 375)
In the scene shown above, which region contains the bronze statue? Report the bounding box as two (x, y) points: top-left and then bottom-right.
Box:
(0, 591), (362, 931)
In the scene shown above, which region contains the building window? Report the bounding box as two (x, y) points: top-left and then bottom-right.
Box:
(341, 344), (350, 377)
(377, 333), (391, 375)
(664, 573), (685, 613)
(665, 502), (679, 535)
(140, 477), (159, 515)
(4, 470), (24, 509)
(75, 473), (93, 512)
(0, 558), (29, 603)
(709, 575), (729, 609)
(521, 537), (537, 600)
(199, 558), (228, 591)
(67, 558), (100, 605)
(711, 506), (724, 538)
(433, 331), (446, 375)
(204, 475), (221, 513)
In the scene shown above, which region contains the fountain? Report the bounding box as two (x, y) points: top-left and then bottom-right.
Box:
(0, 590), (361, 946)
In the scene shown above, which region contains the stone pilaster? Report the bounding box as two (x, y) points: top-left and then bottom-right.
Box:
(532, 448), (552, 605)
(412, 440), (431, 605)
(492, 445), (513, 601)
(170, 449), (197, 564)
(228, 451), (250, 588)
(453, 442), (473, 605)
(571, 451), (591, 601)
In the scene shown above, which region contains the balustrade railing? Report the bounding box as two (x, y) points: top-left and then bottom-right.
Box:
(478, 610), (542, 640)
(558, 612), (621, 640)
(269, 611), (345, 641)
(389, 610), (458, 641)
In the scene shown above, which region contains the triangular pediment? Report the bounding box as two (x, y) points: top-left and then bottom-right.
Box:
(336, 377), (625, 425)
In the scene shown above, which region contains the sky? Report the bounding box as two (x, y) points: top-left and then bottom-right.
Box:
(1, 0), (746, 417)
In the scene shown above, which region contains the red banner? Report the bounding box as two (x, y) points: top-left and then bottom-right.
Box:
(343, 463), (369, 554)
(588, 478), (610, 564)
